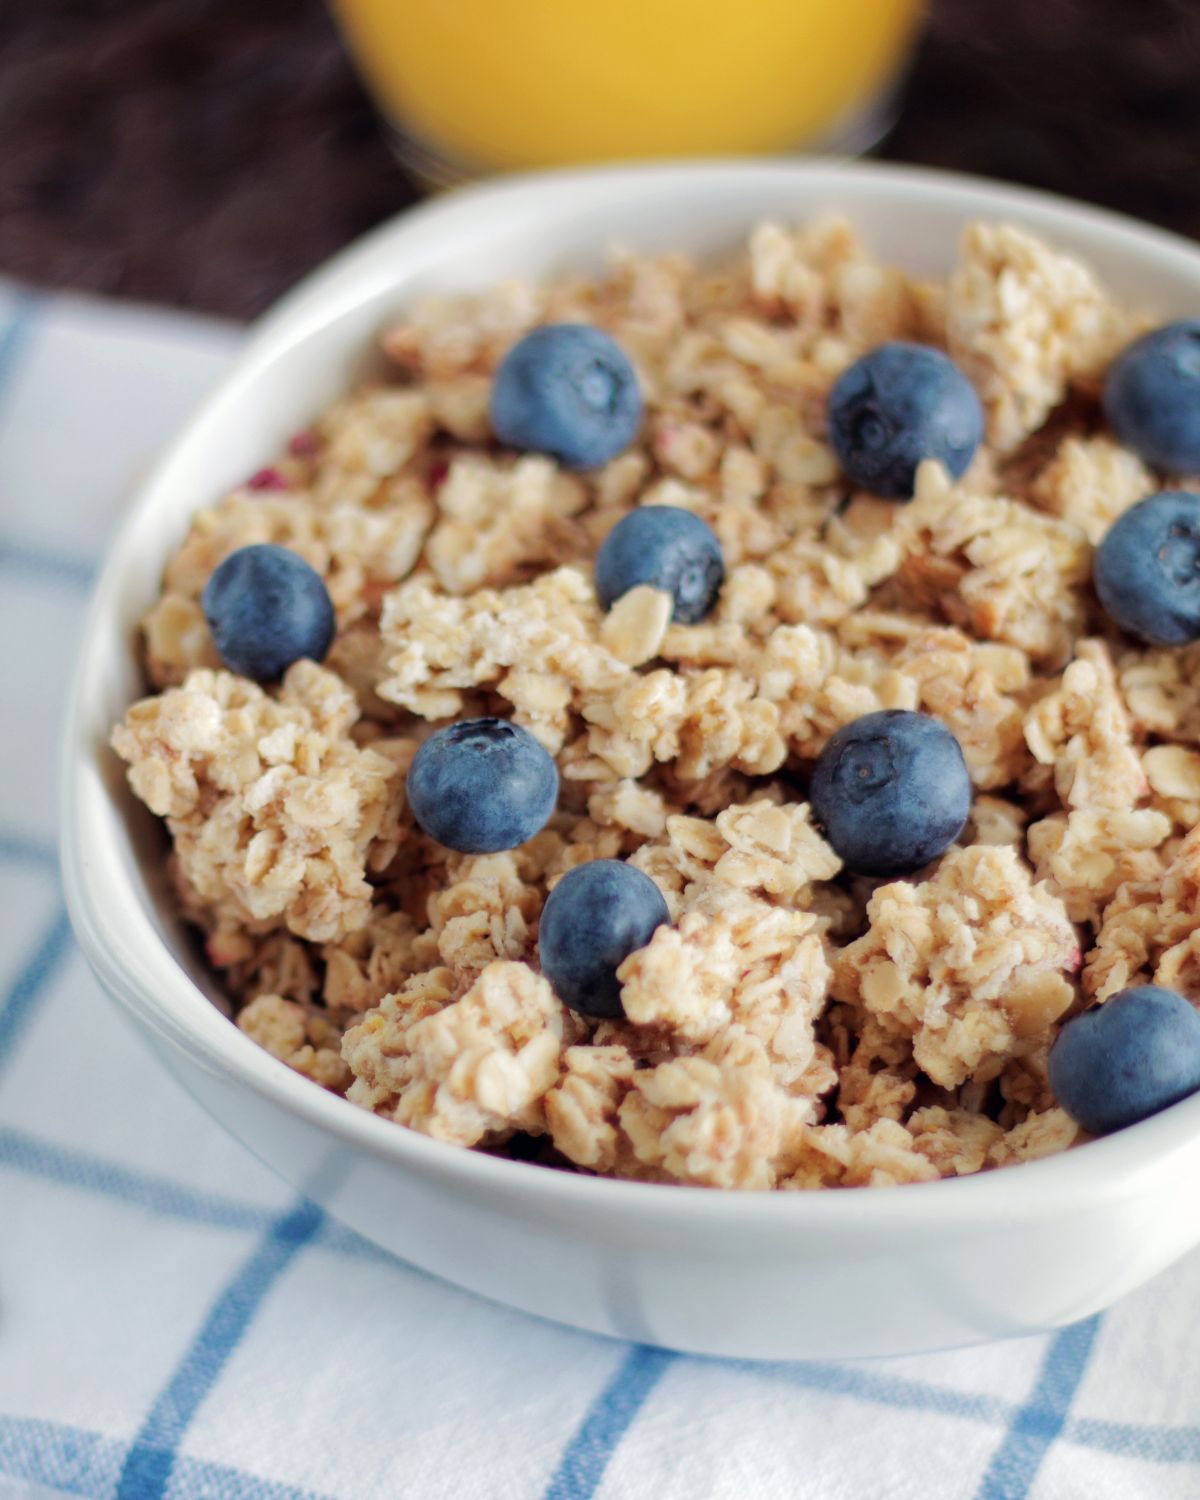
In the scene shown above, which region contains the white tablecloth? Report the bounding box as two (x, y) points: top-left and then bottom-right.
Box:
(2, 277), (1199, 1500)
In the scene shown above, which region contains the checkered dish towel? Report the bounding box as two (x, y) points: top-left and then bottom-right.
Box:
(2, 278), (1200, 1500)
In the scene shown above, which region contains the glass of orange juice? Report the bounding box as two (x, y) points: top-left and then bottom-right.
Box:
(329, 0), (925, 182)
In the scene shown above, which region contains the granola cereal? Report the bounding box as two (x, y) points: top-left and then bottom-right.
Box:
(113, 215), (1200, 1189)
(831, 845), (1078, 1089)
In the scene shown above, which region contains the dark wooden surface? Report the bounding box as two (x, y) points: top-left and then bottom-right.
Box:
(3, 0), (1200, 320)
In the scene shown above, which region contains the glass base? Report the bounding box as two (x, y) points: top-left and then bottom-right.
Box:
(383, 76), (906, 192)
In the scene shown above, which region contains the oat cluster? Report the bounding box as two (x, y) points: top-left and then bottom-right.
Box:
(113, 217), (1199, 1190)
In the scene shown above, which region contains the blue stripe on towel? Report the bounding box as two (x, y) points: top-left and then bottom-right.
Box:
(0, 825), (57, 869)
(0, 1124), (275, 1234)
(0, 1120), (434, 1270)
(543, 1345), (676, 1499)
(0, 902), (72, 1075)
(0, 1412), (336, 1499)
(0, 532), (96, 591)
(114, 1200), (325, 1500)
(976, 1315), (1102, 1500)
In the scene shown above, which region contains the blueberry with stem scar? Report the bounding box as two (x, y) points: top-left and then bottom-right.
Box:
(827, 341), (983, 500)
(406, 718), (558, 853)
(808, 709), (971, 878)
(594, 506), (725, 624)
(490, 323), (642, 470)
(1094, 489), (1200, 646)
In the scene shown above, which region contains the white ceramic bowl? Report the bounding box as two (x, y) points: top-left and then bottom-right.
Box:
(61, 161), (1200, 1361)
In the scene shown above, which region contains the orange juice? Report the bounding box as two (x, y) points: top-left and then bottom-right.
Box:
(331, 0), (924, 174)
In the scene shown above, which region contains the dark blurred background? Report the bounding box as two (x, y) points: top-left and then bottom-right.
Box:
(3, 0), (1200, 321)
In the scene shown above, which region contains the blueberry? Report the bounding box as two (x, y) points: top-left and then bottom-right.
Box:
(490, 323), (642, 470)
(1048, 986), (1200, 1135)
(827, 341), (984, 500)
(1094, 490), (1200, 646)
(202, 543), (335, 682)
(539, 860), (669, 1018)
(1103, 321), (1200, 472)
(594, 506), (725, 624)
(809, 709), (971, 878)
(406, 718), (558, 853)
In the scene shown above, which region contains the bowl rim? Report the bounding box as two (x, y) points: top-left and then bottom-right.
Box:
(60, 156), (1200, 1230)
